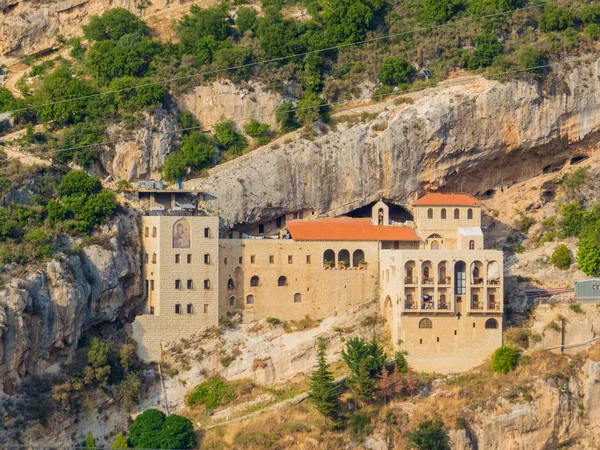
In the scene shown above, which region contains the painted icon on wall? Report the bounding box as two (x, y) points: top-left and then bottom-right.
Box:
(173, 219), (191, 248)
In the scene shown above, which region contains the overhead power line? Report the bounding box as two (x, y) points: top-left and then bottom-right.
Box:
(17, 55), (593, 160)
(4, 0), (552, 116)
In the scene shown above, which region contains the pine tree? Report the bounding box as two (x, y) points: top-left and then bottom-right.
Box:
(84, 432), (97, 449)
(406, 368), (419, 397)
(390, 364), (405, 396)
(308, 338), (339, 418)
(378, 367), (394, 403)
(112, 433), (129, 449)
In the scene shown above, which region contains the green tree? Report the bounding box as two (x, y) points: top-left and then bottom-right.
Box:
(581, 5), (600, 24)
(406, 419), (450, 450)
(162, 150), (189, 182)
(57, 171), (102, 199)
(395, 350), (409, 373)
(420, 0), (464, 25)
(236, 6), (258, 34)
(468, 34), (502, 69)
(85, 338), (112, 386)
(244, 119), (273, 145)
(162, 131), (216, 182)
(550, 244), (572, 270)
(54, 121), (106, 167)
(159, 415), (196, 450)
(577, 236), (600, 276)
(86, 41), (145, 84)
(491, 346), (521, 373)
(84, 432), (97, 449)
(112, 433), (129, 449)
(538, 5), (575, 33)
(276, 102), (299, 132)
(215, 121), (248, 155)
(296, 93), (327, 125)
(108, 77), (166, 111)
(519, 47), (547, 74)
(0, 87), (17, 113)
(128, 409), (166, 449)
(321, 0), (384, 44)
(177, 4), (231, 62)
(379, 56), (414, 85)
(308, 338), (339, 418)
(342, 336), (386, 403)
(83, 8), (148, 42)
(214, 45), (253, 81)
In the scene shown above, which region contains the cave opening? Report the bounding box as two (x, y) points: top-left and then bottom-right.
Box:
(345, 200), (413, 223)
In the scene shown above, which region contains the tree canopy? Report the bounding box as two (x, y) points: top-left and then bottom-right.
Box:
(83, 8), (148, 42)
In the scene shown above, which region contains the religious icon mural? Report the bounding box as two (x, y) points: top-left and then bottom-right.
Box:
(173, 219), (191, 248)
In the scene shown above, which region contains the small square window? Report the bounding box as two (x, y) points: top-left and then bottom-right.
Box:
(419, 339), (422, 344)
(144, 253), (149, 263)
(175, 279), (181, 289)
(204, 304), (208, 313)
(306, 255), (311, 264)
(224, 257), (228, 265)
(239, 256), (243, 264)
(175, 304), (181, 314)
(150, 280), (154, 291)
(152, 253), (156, 264)
(251, 255), (256, 264)
(204, 279), (210, 290)
(269, 255), (274, 264)
(175, 254), (180, 264)
(288, 255), (293, 264)
(187, 304), (193, 314)
(229, 296), (235, 307)
(473, 322), (476, 328)
(204, 227), (210, 238)
(204, 253), (210, 264)
(187, 279), (193, 289)
(187, 254), (192, 263)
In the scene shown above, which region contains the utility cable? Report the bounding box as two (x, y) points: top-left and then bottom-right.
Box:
(4, 0), (552, 116)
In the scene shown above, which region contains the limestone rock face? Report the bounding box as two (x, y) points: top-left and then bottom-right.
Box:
(187, 59), (600, 228)
(101, 105), (177, 182)
(0, 212), (143, 393)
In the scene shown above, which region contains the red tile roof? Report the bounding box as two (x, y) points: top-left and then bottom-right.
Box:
(287, 217), (419, 242)
(412, 193), (482, 206)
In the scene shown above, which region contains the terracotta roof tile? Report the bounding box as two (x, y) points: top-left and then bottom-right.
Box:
(287, 217), (419, 241)
(412, 193), (482, 206)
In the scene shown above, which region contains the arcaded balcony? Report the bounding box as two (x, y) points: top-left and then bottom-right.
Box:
(487, 260), (501, 285)
(471, 261), (484, 285)
(422, 261), (434, 285)
(438, 261), (450, 285)
(405, 261), (416, 285)
(404, 293), (416, 310)
(470, 292), (484, 310)
(488, 290), (500, 310)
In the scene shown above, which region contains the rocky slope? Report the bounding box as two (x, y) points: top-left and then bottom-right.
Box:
(181, 57), (600, 228)
(0, 211), (143, 394)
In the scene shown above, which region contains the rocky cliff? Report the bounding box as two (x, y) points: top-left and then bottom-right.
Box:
(183, 57), (600, 228)
(0, 211), (143, 394)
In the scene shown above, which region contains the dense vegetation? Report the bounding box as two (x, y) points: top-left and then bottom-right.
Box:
(127, 409), (196, 449)
(3, 0), (600, 181)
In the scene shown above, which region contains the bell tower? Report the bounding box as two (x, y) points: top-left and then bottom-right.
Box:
(371, 200), (389, 226)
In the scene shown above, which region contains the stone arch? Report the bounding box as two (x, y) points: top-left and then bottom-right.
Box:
(422, 260), (433, 282)
(438, 261), (448, 282)
(338, 249), (350, 266)
(419, 318), (432, 328)
(250, 275), (259, 287)
(323, 249), (335, 266)
(227, 278), (235, 290)
(278, 276), (287, 286)
(352, 249), (365, 267)
(485, 318), (498, 329)
(172, 219), (190, 248)
(229, 296), (235, 307)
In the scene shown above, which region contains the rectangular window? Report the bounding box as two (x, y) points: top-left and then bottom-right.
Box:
(152, 254), (156, 264)
(251, 255), (256, 264)
(144, 253), (148, 263)
(299, 211), (304, 219)
(269, 255), (274, 264)
(187, 254), (192, 264)
(306, 255), (312, 264)
(239, 256), (243, 264)
(150, 306), (154, 315)
(204, 253), (210, 264)
(276, 217), (282, 228)
(150, 280), (154, 291)
(204, 227), (210, 238)
(187, 304), (193, 314)
(224, 257), (228, 265)
(258, 224), (264, 234)
(288, 255), (293, 264)
(293, 212), (298, 219)
(175, 254), (180, 264)
(175, 279), (181, 290)
(204, 304), (208, 313)
(187, 279), (193, 289)
(204, 279), (210, 290)
(175, 304), (181, 314)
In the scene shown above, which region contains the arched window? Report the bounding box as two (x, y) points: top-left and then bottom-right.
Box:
(144, 227), (149, 237)
(278, 276), (287, 286)
(439, 265), (446, 280)
(152, 226), (157, 237)
(246, 295), (254, 304)
(352, 249), (365, 267)
(473, 266), (480, 278)
(427, 208), (433, 219)
(378, 208), (384, 225)
(228, 278), (235, 290)
(469, 240), (475, 250)
(250, 276), (259, 287)
(467, 208), (473, 220)
(229, 296), (235, 307)
(423, 266), (430, 278)
(431, 241), (439, 250)
(323, 249), (335, 267)
(454, 208), (460, 219)
(441, 208), (446, 219)
(485, 319), (498, 329)
(294, 293), (302, 303)
(419, 318), (432, 329)
(338, 249), (350, 267)
(454, 261), (466, 295)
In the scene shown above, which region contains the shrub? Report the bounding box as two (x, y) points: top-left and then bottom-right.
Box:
(244, 118), (273, 145)
(187, 377), (236, 410)
(569, 303), (583, 314)
(86, 41), (145, 84)
(83, 8), (148, 41)
(577, 236), (600, 277)
(468, 34), (502, 69)
(276, 102), (299, 132)
(420, 0), (464, 25)
(519, 47), (547, 74)
(265, 317), (281, 325)
(296, 93), (327, 125)
(538, 5), (575, 33)
(406, 419), (450, 450)
(236, 6), (257, 34)
(550, 244), (571, 270)
(379, 57), (415, 86)
(57, 171), (102, 198)
(159, 415), (196, 450)
(547, 320), (561, 332)
(0, 87), (17, 113)
(518, 215), (534, 233)
(162, 131), (216, 182)
(491, 346), (521, 373)
(176, 4), (231, 63)
(215, 121), (248, 155)
(321, 0), (385, 44)
(349, 411), (372, 441)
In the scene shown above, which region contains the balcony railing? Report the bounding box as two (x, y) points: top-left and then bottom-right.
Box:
(405, 301), (416, 310)
(488, 301), (500, 310)
(438, 300), (449, 310)
(422, 277), (435, 285)
(471, 300), (484, 310)
(405, 277), (415, 284)
(472, 277), (484, 285)
(438, 276), (451, 285)
(487, 279), (501, 285)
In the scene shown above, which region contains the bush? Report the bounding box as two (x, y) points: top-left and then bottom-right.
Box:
(349, 412), (372, 441)
(406, 419), (450, 450)
(57, 171), (102, 198)
(296, 93), (327, 125)
(276, 102), (299, 132)
(569, 303), (583, 314)
(550, 244), (571, 270)
(162, 131), (216, 182)
(177, 4), (231, 63)
(468, 34), (502, 69)
(491, 346), (521, 373)
(187, 377), (236, 410)
(519, 47), (547, 74)
(86, 41), (145, 84)
(518, 215), (534, 233)
(244, 118), (273, 145)
(159, 415), (196, 450)
(215, 121), (248, 155)
(236, 6), (258, 34)
(0, 87), (17, 113)
(54, 121), (106, 167)
(420, 0), (464, 25)
(379, 56), (414, 86)
(577, 236), (600, 277)
(214, 45), (253, 80)
(321, 0), (385, 44)
(83, 8), (148, 41)
(538, 5), (575, 33)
